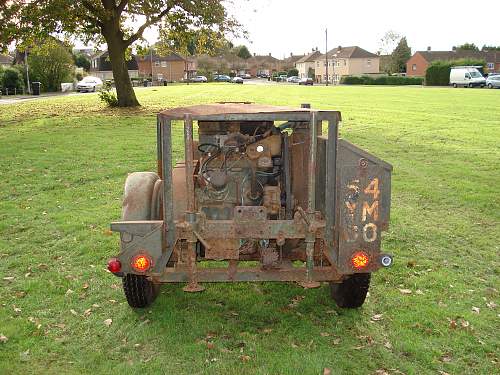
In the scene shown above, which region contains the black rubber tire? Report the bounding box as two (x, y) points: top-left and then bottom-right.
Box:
(468, 83), (473, 88)
(452, 83), (457, 88)
(330, 273), (371, 308)
(123, 274), (160, 308)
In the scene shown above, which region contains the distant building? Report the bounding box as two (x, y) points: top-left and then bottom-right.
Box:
(296, 50), (322, 79)
(246, 54), (281, 76)
(73, 48), (94, 57)
(315, 46), (379, 83)
(89, 51), (139, 80)
(136, 52), (193, 82)
(406, 48), (500, 76)
(282, 53), (304, 71)
(0, 54), (14, 68)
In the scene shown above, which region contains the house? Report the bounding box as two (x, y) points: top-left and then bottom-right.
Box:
(89, 51), (139, 80)
(246, 54), (281, 76)
(73, 48), (94, 57)
(296, 50), (322, 79)
(0, 54), (13, 68)
(314, 46), (380, 84)
(281, 53), (304, 71)
(406, 48), (500, 76)
(136, 52), (192, 82)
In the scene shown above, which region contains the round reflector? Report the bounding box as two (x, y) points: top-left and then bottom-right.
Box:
(107, 258), (122, 273)
(131, 254), (151, 272)
(351, 251), (369, 269)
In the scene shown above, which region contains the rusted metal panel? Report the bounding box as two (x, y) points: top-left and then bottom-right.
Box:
(336, 163), (391, 273)
(155, 266), (342, 283)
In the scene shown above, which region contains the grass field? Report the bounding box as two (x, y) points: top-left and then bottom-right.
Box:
(0, 84), (499, 375)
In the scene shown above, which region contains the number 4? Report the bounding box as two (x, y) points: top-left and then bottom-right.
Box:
(364, 178), (380, 200)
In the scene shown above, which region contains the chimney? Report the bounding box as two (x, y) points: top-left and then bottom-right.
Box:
(268, 52), (271, 56)
(338, 45), (342, 51)
(427, 46), (431, 51)
(452, 46), (456, 52)
(253, 52), (256, 56)
(290, 52), (293, 57)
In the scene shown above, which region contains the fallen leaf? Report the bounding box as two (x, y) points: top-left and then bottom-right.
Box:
(82, 283), (89, 290)
(291, 343), (298, 348)
(240, 355), (251, 362)
(262, 328), (272, 333)
(3, 277), (15, 282)
(407, 260), (416, 268)
(13, 306), (22, 314)
(38, 264), (49, 270)
(398, 289), (412, 295)
(54, 323), (66, 329)
(472, 306), (480, 314)
(441, 354), (452, 363)
(384, 341), (393, 349)
(206, 342), (215, 349)
(486, 301), (497, 309)
(92, 304), (100, 308)
(320, 332), (330, 337)
(70, 309), (78, 316)
(416, 290), (424, 295)
(332, 338), (341, 345)
(460, 319), (470, 328)
(374, 370), (390, 375)
(0, 334), (7, 343)
(15, 291), (26, 298)
(371, 314), (383, 321)
(103, 229), (113, 236)
(65, 289), (74, 296)
(323, 368), (332, 375)
(449, 319), (457, 329)
(103, 319), (112, 326)
(438, 371), (451, 375)
(83, 309), (92, 317)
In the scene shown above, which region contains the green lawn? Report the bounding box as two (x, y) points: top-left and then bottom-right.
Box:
(0, 85), (499, 375)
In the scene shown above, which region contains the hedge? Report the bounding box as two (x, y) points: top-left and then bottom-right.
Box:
(341, 75), (424, 85)
(425, 58), (486, 86)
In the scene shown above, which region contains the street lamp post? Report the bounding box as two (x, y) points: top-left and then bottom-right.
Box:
(325, 28), (328, 86)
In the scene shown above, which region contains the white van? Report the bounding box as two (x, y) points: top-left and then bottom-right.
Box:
(450, 66), (486, 88)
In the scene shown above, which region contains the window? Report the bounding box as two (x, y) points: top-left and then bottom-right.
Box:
(412, 64), (417, 71)
(161, 61), (167, 67)
(367, 59), (371, 67)
(487, 62), (494, 69)
(154, 61), (160, 67)
(343, 59), (346, 66)
(316, 61), (320, 67)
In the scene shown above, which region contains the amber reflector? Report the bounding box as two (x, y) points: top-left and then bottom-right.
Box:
(131, 254), (151, 272)
(351, 252), (369, 269)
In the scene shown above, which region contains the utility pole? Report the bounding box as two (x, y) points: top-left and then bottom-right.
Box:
(325, 28), (329, 86)
(25, 50), (31, 94)
(150, 46), (154, 85)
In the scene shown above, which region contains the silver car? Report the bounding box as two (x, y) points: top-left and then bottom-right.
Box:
(486, 74), (500, 88)
(76, 76), (103, 92)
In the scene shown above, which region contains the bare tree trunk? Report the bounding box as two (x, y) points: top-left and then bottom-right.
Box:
(103, 27), (140, 107)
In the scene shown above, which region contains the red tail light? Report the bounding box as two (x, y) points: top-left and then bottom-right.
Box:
(107, 258), (122, 273)
(131, 254), (151, 272)
(351, 251), (369, 269)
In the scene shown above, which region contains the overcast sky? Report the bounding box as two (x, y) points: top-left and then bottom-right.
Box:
(81, 0), (499, 57)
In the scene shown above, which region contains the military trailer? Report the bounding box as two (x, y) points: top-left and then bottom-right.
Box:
(107, 103), (393, 308)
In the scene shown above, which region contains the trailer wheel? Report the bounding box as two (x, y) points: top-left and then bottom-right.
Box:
(123, 274), (160, 308)
(329, 273), (371, 308)
(121, 172), (161, 308)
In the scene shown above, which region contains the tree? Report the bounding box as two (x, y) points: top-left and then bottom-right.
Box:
(2, 67), (24, 91)
(236, 45), (251, 60)
(481, 45), (500, 51)
(74, 53), (91, 71)
(391, 37), (411, 73)
(287, 68), (298, 77)
(29, 39), (74, 92)
(378, 30), (401, 55)
(454, 43), (479, 51)
(307, 67), (315, 79)
(1, 1), (241, 107)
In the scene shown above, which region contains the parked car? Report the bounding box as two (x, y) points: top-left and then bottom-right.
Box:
(287, 76), (301, 83)
(450, 67), (485, 88)
(191, 75), (208, 83)
(232, 76), (244, 84)
(257, 73), (270, 78)
(213, 75), (231, 82)
(76, 76), (103, 92)
(486, 74), (500, 88)
(237, 73), (251, 79)
(298, 78), (314, 86)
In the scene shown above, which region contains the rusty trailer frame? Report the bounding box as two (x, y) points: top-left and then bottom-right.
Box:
(110, 103), (392, 291)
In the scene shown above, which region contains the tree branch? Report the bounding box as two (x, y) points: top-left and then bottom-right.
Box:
(124, 5), (172, 47)
(116, 0), (129, 14)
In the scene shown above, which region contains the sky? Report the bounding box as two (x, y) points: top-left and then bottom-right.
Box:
(80, 0), (500, 57)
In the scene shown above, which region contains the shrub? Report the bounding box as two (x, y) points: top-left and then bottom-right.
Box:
(287, 68), (298, 77)
(2, 67), (25, 91)
(425, 58), (486, 86)
(341, 75), (423, 85)
(98, 81), (118, 107)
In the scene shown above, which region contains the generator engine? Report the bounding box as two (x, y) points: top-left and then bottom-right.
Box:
(196, 121), (282, 220)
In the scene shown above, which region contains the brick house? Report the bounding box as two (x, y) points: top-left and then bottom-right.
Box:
(90, 51), (139, 80)
(246, 54), (282, 76)
(406, 48), (500, 76)
(314, 46), (380, 83)
(137, 52), (194, 82)
(0, 54), (13, 68)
